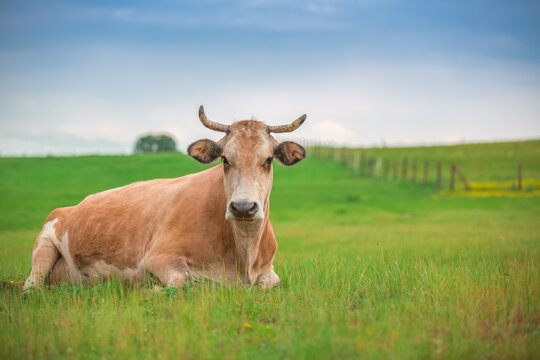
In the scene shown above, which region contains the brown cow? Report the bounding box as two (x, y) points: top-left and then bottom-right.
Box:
(23, 106), (306, 294)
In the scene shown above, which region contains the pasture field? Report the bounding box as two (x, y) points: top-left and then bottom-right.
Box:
(1, 140), (539, 359)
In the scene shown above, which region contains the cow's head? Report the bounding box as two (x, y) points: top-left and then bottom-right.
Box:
(188, 106), (306, 221)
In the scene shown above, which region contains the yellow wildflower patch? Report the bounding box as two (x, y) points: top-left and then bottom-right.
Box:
(435, 179), (539, 198)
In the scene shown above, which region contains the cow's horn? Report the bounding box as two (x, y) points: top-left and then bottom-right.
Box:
(268, 114), (307, 133)
(198, 106), (230, 133)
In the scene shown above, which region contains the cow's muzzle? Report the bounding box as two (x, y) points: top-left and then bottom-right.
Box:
(229, 201), (259, 219)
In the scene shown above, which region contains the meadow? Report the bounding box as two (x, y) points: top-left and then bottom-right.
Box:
(0, 140), (539, 359)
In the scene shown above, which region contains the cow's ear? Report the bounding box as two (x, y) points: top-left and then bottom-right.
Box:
(188, 139), (222, 164)
(274, 141), (306, 166)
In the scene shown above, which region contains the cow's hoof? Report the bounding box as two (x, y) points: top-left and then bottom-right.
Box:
(22, 287), (34, 299)
(258, 280), (280, 289)
(257, 270), (280, 289)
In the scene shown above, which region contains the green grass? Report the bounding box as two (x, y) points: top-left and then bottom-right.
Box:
(1, 141), (539, 359)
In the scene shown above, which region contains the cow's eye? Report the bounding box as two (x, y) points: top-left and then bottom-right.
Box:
(264, 157), (273, 165)
(221, 156), (230, 165)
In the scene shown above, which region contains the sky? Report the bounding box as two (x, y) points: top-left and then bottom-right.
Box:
(1, 0), (539, 155)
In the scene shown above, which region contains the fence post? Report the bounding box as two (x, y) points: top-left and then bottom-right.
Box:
(360, 153), (366, 176)
(334, 147), (340, 162)
(375, 157), (382, 177)
(423, 161), (429, 185)
(518, 164), (522, 191)
(450, 164), (456, 191)
(383, 159), (389, 179)
(455, 165), (471, 190)
(367, 157), (374, 176)
(436, 163), (442, 189)
(412, 158), (417, 183)
(401, 158), (408, 181)
(352, 150), (360, 172)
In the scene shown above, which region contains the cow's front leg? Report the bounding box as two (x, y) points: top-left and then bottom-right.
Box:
(257, 268), (280, 289)
(143, 256), (190, 288)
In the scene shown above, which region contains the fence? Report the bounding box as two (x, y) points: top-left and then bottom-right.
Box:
(302, 143), (524, 192)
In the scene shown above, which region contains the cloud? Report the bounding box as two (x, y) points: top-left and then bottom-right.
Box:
(442, 133), (465, 145)
(311, 121), (357, 144)
(0, 130), (128, 156)
(61, 124), (130, 142)
(1, 1), (349, 33)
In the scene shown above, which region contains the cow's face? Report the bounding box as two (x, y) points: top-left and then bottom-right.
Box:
(188, 107), (306, 222)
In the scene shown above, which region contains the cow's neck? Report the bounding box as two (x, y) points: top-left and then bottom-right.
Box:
(227, 203), (269, 284)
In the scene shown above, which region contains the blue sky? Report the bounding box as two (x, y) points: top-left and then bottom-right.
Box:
(1, 0), (539, 155)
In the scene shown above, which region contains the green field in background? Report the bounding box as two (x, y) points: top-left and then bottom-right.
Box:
(0, 140), (538, 359)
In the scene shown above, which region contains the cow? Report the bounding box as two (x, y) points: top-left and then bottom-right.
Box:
(23, 106), (306, 295)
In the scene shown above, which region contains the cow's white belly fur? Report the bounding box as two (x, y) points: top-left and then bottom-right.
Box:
(79, 260), (144, 283)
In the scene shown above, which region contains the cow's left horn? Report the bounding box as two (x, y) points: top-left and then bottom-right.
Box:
(268, 114), (307, 133)
(198, 105), (230, 133)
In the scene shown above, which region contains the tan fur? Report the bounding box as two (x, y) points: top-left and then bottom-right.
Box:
(23, 118), (304, 293)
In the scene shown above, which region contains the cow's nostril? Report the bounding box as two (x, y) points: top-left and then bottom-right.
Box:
(229, 201), (258, 219)
(248, 202), (258, 215)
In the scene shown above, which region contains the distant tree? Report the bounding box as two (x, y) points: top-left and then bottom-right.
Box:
(156, 135), (177, 152)
(134, 134), (177, 153)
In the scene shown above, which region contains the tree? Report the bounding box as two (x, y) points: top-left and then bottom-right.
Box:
(134, 134), (177, 153)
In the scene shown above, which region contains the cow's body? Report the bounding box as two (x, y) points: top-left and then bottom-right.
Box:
(24, 107), (305, 294)
(27, 164), (277, 289)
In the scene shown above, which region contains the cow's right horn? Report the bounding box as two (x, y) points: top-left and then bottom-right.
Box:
(198, 106), (230, 133)
(268, 114), (307, 133)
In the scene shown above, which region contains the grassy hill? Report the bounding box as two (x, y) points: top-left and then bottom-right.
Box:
(0, 140), (538, 359)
